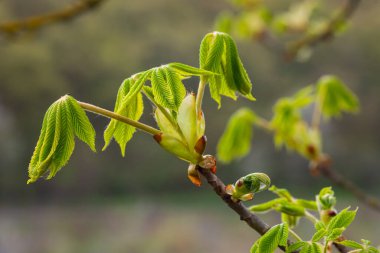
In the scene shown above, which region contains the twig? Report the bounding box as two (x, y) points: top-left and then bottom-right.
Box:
(197, 163), (349, 253)
(310, 155), (380, 212)
(286, 0), (362, 59)
(0, 0), (106, 37)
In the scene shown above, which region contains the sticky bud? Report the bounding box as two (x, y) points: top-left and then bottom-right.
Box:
(187, 164), (201, 186)
(194, 135), (207, 155)
(226, 173), (271, 202)
(154, 133), (199, 164)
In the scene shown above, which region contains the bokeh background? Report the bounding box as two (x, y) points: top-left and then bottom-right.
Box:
(0, 0), (379, 252)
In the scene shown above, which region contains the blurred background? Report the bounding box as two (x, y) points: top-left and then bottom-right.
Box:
(0, 0), (379, 252)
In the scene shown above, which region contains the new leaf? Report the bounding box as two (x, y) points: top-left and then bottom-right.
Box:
(28, 95), (96, 183)
(200, 31), (255, 106)
(217, 107), (256, 163)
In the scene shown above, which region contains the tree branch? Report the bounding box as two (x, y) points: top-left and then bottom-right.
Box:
(0, 0), (106, 37)
(310, 155), (380, 212)
(197, 164), (349, 253)
(286, 0), (362, 59)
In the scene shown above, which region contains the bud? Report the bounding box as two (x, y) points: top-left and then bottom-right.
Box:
(226, 172), (271, 202)
(177, 93), (206, 155)
(153, 133), (199, 164)
(187, 164), (201, 186)
(317, 187), (336, 211)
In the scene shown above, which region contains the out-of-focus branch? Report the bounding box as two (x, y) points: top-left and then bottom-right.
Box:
(253, 0), (362, 60)
(197, 163), (349, 253)
(285, 0), (362, 59)
(0, 0), (106, 37)
(310, 155), (380, 212)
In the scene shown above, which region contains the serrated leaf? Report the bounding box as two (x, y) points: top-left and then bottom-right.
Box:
(168, 62), (216, 77)
(312, 228), (327, 242)
(28, 95), (96, 183)
(298, 242), (323, 253)
(217, 108), (256, 163)
(103, 74), (147, 156)
(150, 67), (186, 111)
(287, 241), (307, 253)
(316, 75), (359, 119)
(258, 223), (288, 253)
(338, 240), (364, 249)
(199, 32), (255, 107)
(327, 207), (357, 232)
(327, 227), (345, 241)
(67, 97), (96, 152)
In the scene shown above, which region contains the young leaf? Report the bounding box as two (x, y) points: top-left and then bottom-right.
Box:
(28, 95), (96, 183)
(217, 107), (256, 163)
(316, 75), (359, 118)
(312, 228), (327, 242)
(150, 66), (186, 111)
(199, 31), (255, 106)
(326, 207), (357, 232)
(103, 73), (147, 156)
(257, 223), (289, 253)
(167, 62), (216, 77)
(287, 241), (308, 253)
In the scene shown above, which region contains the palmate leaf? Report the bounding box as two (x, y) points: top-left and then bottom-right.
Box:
(251, 223), (289, 253)
(28, 95), (96, 183)
(199, 31), (255, 107)
(103, 72), (148, 156)
(217, 107), (256, 163)
(316, 75), (359, 118)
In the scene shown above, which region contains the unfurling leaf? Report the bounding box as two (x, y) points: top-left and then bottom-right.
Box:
(316, 75), (359, 119)
(150, 66), (186, 112)
(103, 71), (149, 156)
(317, 187), (336, 211)
(217, 108), (256, 163)
(28, 95), (96, 184)
(199, 31), (255, 106)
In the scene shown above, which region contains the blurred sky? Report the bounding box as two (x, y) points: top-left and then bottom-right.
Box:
(0, 0), (379, 252)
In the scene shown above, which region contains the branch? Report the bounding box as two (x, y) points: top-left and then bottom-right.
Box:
(286, 0), (362, 59)
(310, 155), (380, 212)
(197, 163), (349, 253)
(0, 0), (106, 37)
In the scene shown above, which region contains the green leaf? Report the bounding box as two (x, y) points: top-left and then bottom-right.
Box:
(287, 241), (307, 253)
(312, 228), (327, 242)
(269, 185), (293, 201)
(295, 199), (318, 210)
(271, 86), (315, 151)
(217, 108), (256, 163)
(326, 227), (345, 241)
(298, 242), (323, 253)
(67, 97), (96, 152)
(249, 198), (284, 213)
(103, 73), (147, 156)
(257, 223), (288, 253)
(168, 62), (216, 77)
(150, 66), (186, 111)
(316, 75), (359, 118)
(28, 95), (96, 183)
(337, 240), (363, 249)
(199, 31), (255, 107)
(327, 207), (357, 232)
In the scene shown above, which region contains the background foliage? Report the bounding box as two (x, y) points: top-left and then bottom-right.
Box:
(0, 0), (379, 252)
